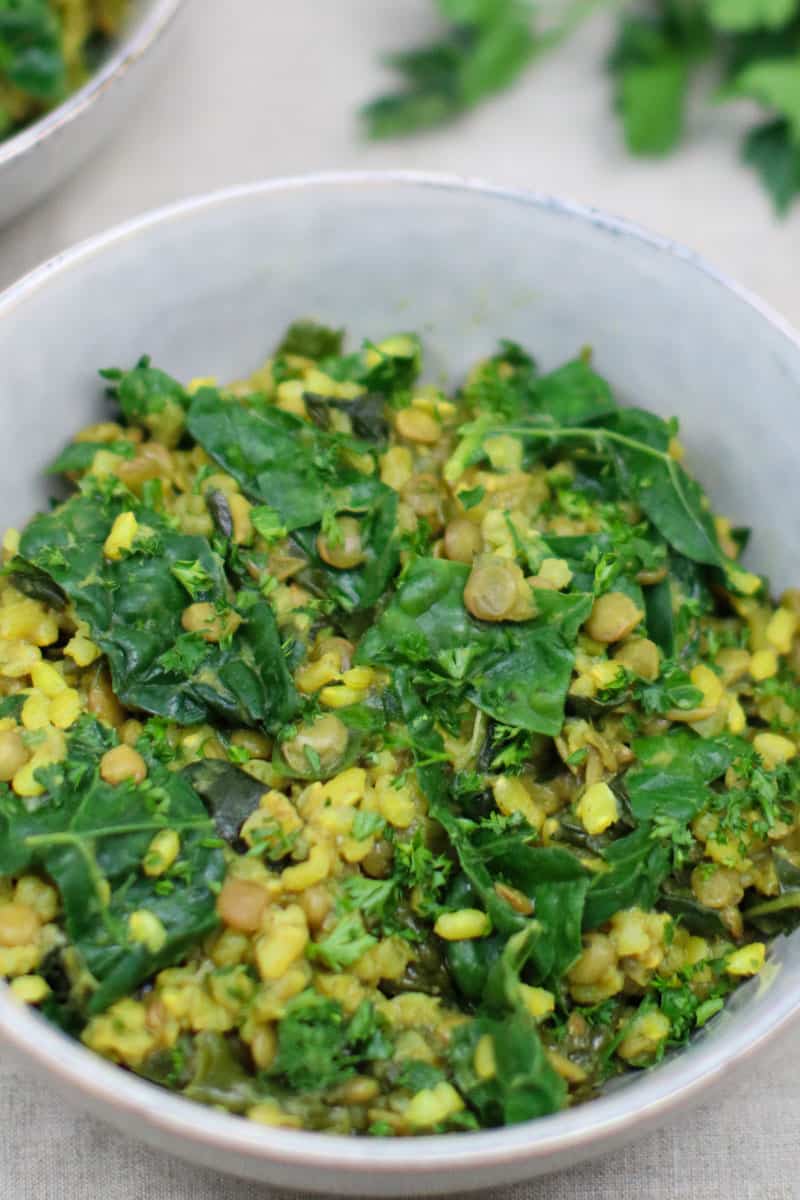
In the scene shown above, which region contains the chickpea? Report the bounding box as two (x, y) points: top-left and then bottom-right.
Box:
(181, 602), (242, 643)
(87, 667), (126, 729)
(635, 564), (668, 586)
(464, 556), (534, 622)
(527, 575), (558, 591)
(265, 550), (306, 582)
(250, 1026), (277, 1070)
(0, 902), (40, 947)
(332, 1076), (380, 1105)
(216, 877), (269, 932)
(395, 408), (441, 444)
(613, 637), (660, 681)
(691, 864), (744, 910)
(281, 714), (349, 777)
(361, 838), (394, 878)
(117, 441), (173, 491)
(230, 729), (273, 759)
(315, 636), (355, 672)
(228, 494), (254, 546)
(317, 517), (365, 570)
(100, 745), (148, 786)
(120, 719), (144, 747)
(298, 884), (333, 930)
(494, 881), (534, 915)
(444, 518), (482, 564)
(401, 474), (445, 532)
(585, 592), (643, 643)
(716, 647), (751, 685)
(0, 729), (29, 782)
(567, 933), (615, 985)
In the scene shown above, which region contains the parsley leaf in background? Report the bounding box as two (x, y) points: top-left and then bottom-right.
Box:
(742, 117), (800, 210)
(362, 0), (536, 136)
(364, 0), (800, 212)
(608, 14), (700, 155)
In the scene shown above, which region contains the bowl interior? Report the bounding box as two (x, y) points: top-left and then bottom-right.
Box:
(1, 174), (799, 1192)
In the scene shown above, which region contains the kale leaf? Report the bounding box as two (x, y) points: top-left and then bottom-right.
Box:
(181, 759), (267, 845)
(101, 358), (189, 446)
(362, 0), (535, 138)
(583, 825), (672, 930)
(358, 557), (591, 735)
(48, 440), (136, 476)
(0, 717), (224, 1015)
(626, 730), (742, 823)
(290, 482), (400, 612)
(449, 1012), (566, 1125)
(17, 485), (297, 730)
(186, 387), (400, 604)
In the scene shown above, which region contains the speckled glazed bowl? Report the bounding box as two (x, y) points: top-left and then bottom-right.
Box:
(0, 0), (183, 228)
(1, 173), (799, 1195)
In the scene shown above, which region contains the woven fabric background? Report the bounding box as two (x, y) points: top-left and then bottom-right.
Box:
(2, 2), (800, 1197)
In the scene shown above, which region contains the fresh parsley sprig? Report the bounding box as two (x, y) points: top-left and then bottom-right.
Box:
(364, 0), (800, 213)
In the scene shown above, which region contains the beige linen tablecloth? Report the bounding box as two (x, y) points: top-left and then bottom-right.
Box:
(1, 3), (799, 1196)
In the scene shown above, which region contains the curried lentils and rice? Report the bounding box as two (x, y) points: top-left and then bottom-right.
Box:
(1, 321), (799, 1135)
(0, 0), (129, 142)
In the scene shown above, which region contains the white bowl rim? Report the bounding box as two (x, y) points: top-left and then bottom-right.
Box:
(2, 169), (800, 1181)
(0, 0), (183, 169)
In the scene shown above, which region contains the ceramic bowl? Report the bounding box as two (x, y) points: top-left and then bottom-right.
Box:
(0, 0), (183, 228)
(1, 172), (799, 1195)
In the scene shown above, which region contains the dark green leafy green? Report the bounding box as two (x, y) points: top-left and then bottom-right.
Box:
(393, 673), (590, 993)
(101, 358), (188, 445)
(181, 1034), (264, 1111)
(0, 0), (65, 101)
(7, 555), (67, 609)
(276, 320), (344, 360)
(445, 404), (731, 575)
(583, 826), (672, 930)
(306, 391), (390, 444)
(658, 884), (731, 937)
(48, 439), (136, 476)
(476, 836), (590, 985)
(608, 10), (705, 155)
(291, 483), (400, 612)
(307, 912), (377, 969)
(361, 1), (800, 213)
(643, 575), (674, 656)
(186, 388), (395, 574)
(636, 662), (704, 716)
(358, 557), (591, 735)
(449, 1013), (566, 1124)
(270, 992), (392, 1092)
(181, 759), (267, 845)
(18, 485), (298, 730)
(742, 118), (800, 212)
(626, 730), (741, 823)
(362, 0), (535, 137)
(0, 717), (224, 1014)
(444, 874), (503, 1001)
